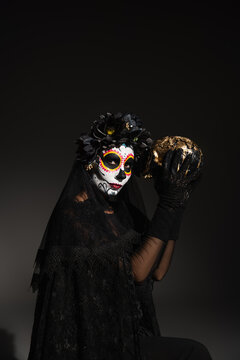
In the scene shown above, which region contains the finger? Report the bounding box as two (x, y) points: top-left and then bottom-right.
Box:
(179, 153), (192, 176)
(188, 168), (203, 188)
(171, 148), (184, 176)
(162, 149), (174, 174)
(187, 151), (200, 175)
(190, 162), (204, 182)
(189, 151), (205, 180)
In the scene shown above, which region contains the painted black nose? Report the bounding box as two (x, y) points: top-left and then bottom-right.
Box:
(115, 169), (126, 181)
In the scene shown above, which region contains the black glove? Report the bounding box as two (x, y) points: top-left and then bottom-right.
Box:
(147, 148), (203, 242)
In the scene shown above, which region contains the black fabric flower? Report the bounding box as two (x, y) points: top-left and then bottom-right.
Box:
(75, 112), (153, 176)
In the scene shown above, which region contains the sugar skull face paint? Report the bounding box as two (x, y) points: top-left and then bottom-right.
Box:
(92, 144), (134, 196)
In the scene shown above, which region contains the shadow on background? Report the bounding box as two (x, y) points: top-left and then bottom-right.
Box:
(0, 328), (19, 360)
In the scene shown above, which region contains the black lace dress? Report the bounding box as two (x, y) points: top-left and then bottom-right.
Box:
(27, 162), (160, 360)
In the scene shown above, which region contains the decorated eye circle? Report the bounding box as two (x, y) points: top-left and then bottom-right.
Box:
(124, 156), (134, 175)
(101, 152), (121, 170)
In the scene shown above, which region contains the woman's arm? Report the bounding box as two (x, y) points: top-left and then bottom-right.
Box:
(131, 149), (202, 283)
(131, 236), (175, 283)
(152, 239), (175, 281)
(131, 235), (165, 282)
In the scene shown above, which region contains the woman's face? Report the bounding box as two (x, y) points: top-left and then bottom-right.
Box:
(92, 144), (134, 196)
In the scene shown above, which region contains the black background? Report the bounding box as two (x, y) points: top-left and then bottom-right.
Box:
(0, 1), (239, 359)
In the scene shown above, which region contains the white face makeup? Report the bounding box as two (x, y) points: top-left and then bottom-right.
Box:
(92, 144), (134, 196)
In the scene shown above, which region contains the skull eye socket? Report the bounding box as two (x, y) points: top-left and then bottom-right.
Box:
(102, 153), (121, 169)
(124, 157), (134, 173)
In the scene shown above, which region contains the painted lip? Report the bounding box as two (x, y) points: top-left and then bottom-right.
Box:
(109, 183), (122, 190)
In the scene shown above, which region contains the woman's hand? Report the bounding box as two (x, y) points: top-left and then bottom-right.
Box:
(153, 148), (203, 209)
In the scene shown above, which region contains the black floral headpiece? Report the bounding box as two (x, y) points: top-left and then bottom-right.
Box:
(75, 112), (153, 176)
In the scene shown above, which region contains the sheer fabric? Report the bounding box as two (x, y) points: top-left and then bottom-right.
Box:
(28, 161), (161, 360)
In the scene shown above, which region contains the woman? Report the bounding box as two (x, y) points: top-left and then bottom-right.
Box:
(27, 112), (212, 360)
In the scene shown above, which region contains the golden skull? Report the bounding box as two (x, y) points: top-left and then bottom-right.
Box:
(142, 135), (203, 178)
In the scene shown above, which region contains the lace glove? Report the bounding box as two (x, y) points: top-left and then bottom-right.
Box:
(131, 148), (203, 282)
(147, 148), (203, 242)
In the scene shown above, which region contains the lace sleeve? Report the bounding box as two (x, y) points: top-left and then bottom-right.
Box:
(28, 197), (144, 360)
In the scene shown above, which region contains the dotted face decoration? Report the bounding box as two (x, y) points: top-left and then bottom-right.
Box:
(91, 144), (135, 196)
(99, 148), (134, 176)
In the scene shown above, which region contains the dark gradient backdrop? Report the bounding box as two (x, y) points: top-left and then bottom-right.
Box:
(0, 2), (239, 360)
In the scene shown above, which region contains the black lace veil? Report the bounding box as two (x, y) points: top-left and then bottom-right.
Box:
(28, 158), (149, 360)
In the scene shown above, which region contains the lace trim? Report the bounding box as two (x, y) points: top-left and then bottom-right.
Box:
(30, 229), (141, 292)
